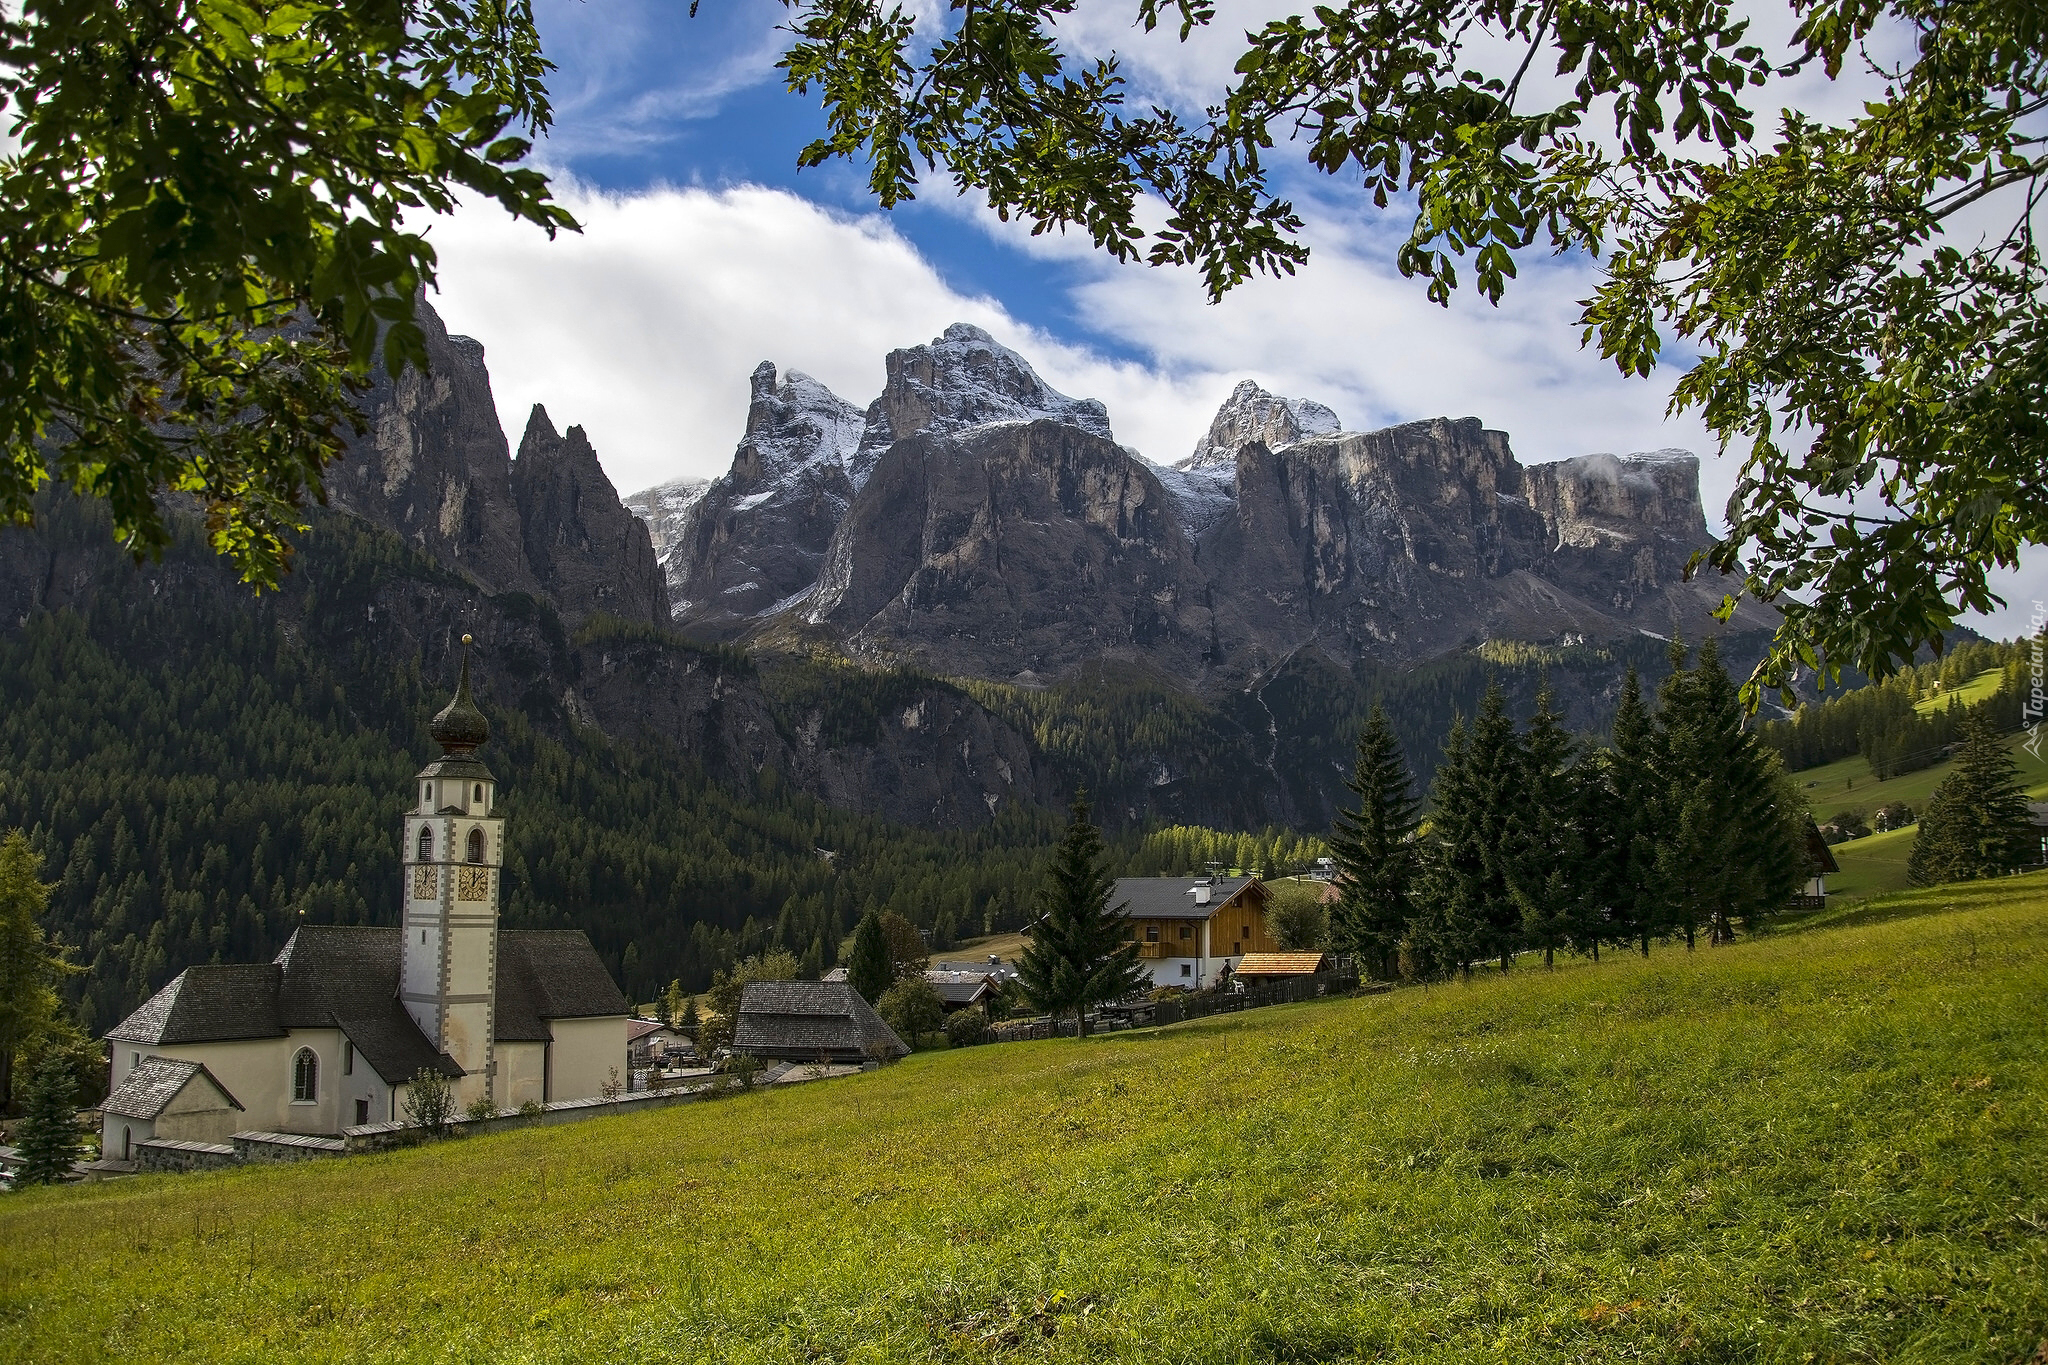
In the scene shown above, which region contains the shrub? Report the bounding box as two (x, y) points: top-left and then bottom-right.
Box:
(878, 977), (946, 1047)
(402, 1069), (455, 1137)
(517, 1099), (546, 1119)
(944, 1007), (989, 1048)
(462, 1095), (497, 1125)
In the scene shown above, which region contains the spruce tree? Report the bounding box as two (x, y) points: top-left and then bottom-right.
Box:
(1412, 718), (1489, 978)
(846, 909), (893, 1004)
(1016, 792), (1148, 1036)
(1512, 688), (1581, 969)
(680, 995), (701, 1044)
(1909, 711), (2036, 884)
(12, 1050), (82, 1184)
(1458, 685), (1532, 969)
(1607, 667), (1667, 955)
(1327, 702), (1421, 980)
(0, 829), (68, 1112)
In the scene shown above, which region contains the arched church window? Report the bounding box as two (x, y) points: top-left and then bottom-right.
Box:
(292, 1048), (318, 1103)
(417, 826), (433, 862)
(422, 783), (430, 806)
(473, 783), (483, 805)
(467, 827), (486, 863)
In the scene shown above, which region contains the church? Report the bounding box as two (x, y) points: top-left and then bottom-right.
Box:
(100, 642), (629, 1156)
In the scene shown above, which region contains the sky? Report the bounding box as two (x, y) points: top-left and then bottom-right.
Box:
(423, 0), (2046, 638)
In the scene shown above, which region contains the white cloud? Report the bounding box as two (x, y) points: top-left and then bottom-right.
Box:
(428, 175), (2044, 639)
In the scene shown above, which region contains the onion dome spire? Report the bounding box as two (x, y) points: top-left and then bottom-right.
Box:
(429, 634), (489, 755)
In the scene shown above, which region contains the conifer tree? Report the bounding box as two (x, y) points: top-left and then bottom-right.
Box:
(1511, 688), (1581, 969)
(1909, 712), (2036, 884)
(13, 1050), (83, 1184)
(1327, 702), (1420, 979)
(1017, 792), (1148, 1037)
(0, 830), (70, 1113)
(1606, 668), (1667, 955)
(680, 995), (701, 1044)
(1433, 686), (1532, 970)
(846, 910), (893, 1004)
(1411, 718), (1490, 977)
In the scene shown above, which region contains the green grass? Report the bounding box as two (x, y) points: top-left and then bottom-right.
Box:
(1826, 823), (1922, 898)
(1915, 668), (2005, 714)
(7, 882), (2048, 1364)
(1794, 734), (2048, 824)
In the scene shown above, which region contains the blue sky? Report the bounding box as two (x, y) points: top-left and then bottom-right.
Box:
(421, 0), (2046, 637)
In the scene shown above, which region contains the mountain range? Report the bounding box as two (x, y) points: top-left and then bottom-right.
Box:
(5, 305), (1772, 831)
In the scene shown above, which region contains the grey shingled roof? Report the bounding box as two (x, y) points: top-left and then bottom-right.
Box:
(733, 981), (909, 1060)
(106, 926), (621, 1077)
(101, 1056), (243, 1120)
(105, 964), (285, 1045)
(1111, 877), (1257, 921)
(925, 972), (995, 1006)
(274, 927), (462, 1082)
(495, 932), (629, 1040)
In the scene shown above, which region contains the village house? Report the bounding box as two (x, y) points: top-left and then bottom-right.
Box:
(99, 641), (629, 1155)
(1113, 875), (1278, 989)
(733, 981), (909, 1063)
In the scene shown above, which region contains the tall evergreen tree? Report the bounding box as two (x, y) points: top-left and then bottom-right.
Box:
(1654, 641), (1807, 946)
(1511, 688), (1581, 969)
(846, 909), (893, 1004)
(1607, 667), (1668, 955)
(1412, 711), (1503, 978)
(0, 830), (71, 1113)
(1327, 703), (1421, 980)
(12, 1050), (82, 1185)
(1016, 793), (1148, 1037)
(1909, 711), (2036, 884)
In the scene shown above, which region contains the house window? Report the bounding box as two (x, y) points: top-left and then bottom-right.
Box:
(417, 825), (433, 862)
(292, 1047), (318, 1102)
(1145, 925), (1159, 942)
(344, 1040), (354, 1075)
(1234, 942), (1242, 955)
(1179, 925), (1192, 941)
(1180, 964), (1192, 977)
(467, 827), (486, 863)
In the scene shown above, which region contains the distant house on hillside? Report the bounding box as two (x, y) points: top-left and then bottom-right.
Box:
(733, 981), (909, 1062)
(924, 970), (999, 1012)
(1112, 876), (1277, 990)
(1797, 818), (1840, 908)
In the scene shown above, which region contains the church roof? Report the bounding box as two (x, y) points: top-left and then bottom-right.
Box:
(733, 980), (909, 1061)
(102, 1056), (244, 1120)
(494, 932), (631, 1040)
(429, 642), (490, 753)
(105, 964), (286, 1045)
(275, 927), (463, 1083)
(102, 927), (623, 1079)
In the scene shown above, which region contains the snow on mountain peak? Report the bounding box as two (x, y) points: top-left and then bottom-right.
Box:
(1182, 380), (1342, 470)
(739, 363), (865, 485)
(849, 323), (1115, 487)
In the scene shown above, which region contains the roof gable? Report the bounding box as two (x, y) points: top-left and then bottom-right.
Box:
(733, 981), (908, 1058)
(102, 1056), (244, 1120)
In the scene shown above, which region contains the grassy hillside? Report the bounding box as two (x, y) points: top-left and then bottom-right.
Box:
(1914, 667), (2007, 713)
(6, 880), (2046, 1363)
(1796, 730), (2048, 824)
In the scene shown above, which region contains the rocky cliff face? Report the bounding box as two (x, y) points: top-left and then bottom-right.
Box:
(623, 477), (709, 567)
(324, 303), (540, 596)
(650, 363), (864, 639)
(510, 406), (669, 629)
(1182, 379), (1339, 471)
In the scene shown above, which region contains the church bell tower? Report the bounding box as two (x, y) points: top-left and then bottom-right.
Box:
(401, 635), (503, 1107)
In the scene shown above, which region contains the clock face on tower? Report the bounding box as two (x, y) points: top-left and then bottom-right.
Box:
(412, 866), (437, 898)
(457, 866), (491, 902)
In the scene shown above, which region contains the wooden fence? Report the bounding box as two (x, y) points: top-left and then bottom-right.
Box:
(975, 972), (1360, 1046)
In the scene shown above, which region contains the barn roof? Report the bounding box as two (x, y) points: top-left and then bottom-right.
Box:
(1111, 877), (1260, 921)
(101, 1056), (244, 1121)
(733, 981), (908, 1060)
(925, 971), (996, 1006)
(1234, 952), (1327, 977)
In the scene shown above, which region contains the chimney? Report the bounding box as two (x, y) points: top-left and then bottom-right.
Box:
(1193, 885), (1211, 906)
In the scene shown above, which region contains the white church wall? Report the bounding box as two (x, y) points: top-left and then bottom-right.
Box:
(134, 1029), (343, 1135)
(545, 1016), (628, 1102)
(497, 1040), (547, 1109)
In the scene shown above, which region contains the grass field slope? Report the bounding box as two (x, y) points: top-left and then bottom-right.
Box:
(6, 881), (2047, 1363)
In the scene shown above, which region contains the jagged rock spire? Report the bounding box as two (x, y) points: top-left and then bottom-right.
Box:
(429, 634), (489, 754)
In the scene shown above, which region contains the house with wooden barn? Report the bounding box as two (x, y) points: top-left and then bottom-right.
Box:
(1112, 875), (1278, 990)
